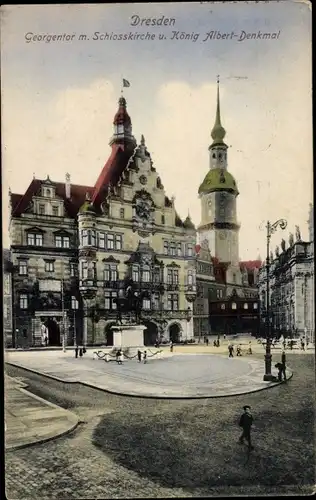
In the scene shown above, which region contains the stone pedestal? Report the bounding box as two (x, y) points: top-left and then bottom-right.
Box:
(112, 324), (146, 349)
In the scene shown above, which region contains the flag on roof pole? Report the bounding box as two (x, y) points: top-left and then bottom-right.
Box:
(122, 78), (130, 88)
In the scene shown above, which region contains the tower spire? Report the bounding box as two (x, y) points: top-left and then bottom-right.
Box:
(211, 76), (226, 145)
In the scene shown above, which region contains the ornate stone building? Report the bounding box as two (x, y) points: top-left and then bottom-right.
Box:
(258, 215), (314, 342)
(193, 82), (260, 338)
(9, 96), (197, 347)
(3, 249), (13, 347)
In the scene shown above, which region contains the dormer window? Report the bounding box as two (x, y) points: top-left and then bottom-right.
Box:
(39, 204), (45, 215)
(52, 206), (59, 217)
(46, 189), (51, 197)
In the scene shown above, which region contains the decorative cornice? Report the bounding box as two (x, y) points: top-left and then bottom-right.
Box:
(102, 255), (120, 264)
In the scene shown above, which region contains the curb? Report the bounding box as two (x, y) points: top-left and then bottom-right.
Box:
(5, 361), (293, 400)
(5, 382), (80, 451)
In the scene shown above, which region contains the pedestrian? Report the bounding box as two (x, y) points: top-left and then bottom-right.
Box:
(206, 337), (209, 346)
(281, 351), (287, 381)
(223, 333), (226, 341)
(119, 350), (124, 364)
(301, 338), (305, 351)
(236, 345), (242, 356)
(238, 405), (254, 450)
(228, 344), (234, 358)
(170, 341), (173, 352)
(275, 362), (283, 381)
(290, 340), (294, 350)
(75, 345), (79, 358)
(44, 335), (48, 347)
(213, 340), (217, 347)
(217, 339), (220, 347)
(137, 350), (142, 363)
(116, 349), (121, 364)
(143, 350), (147, 364)
(79, 346), (83, 357)
(248, 341), (252, 355)
(83, 346), (86, 354)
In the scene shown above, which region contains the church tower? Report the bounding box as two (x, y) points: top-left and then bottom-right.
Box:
(198, 79), (240, 267)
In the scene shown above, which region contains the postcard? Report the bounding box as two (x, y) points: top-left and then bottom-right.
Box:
(2, 2), (314, 498)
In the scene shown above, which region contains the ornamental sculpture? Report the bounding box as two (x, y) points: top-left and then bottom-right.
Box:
(275, 245), (279, 257)
(289, 232), (294, 247)
(281, 238), (286, 252)
(295, 225), (302, 241)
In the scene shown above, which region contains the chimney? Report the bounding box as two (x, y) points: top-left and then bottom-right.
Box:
(65, 173), (71, 199)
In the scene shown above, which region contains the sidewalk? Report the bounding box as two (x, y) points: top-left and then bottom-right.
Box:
(5, 374), (79, 451)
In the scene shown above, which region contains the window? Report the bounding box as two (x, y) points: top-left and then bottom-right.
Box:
(46, 189), (51, 197)
(71, 296), (78, 309)
(216, 289), (220, 299)
(253, 303), (258, 310)
(52, 206), (59, 216)
(177, 243), (182, 256)
(187, 270), (194, 286)
(120, 208), (125, 219)
(152, 294), (160, 310)
(115, 234), (122, 250)
(55, 235), (70, 248)
(221, 303), (226, 310)
(99, 232), (106, 249)
(81, 261), (88, 279)
(27, 233), (43, 246)
(19, 294), (28, 309)
(161, 215), (165, 225)
(45, 261), (54, 273)
(143, 298), (151, 310)
(231, 302), (237, 310)
(167, 294), (179, 311)
(104, 264), (118, 282)
(163, 241), (169, 255)
(142, 265), (151, 283)
(132, 265), (139, 282)
(187, 244), (193, 257)
(39, 204), (45, 215)
(168, 269), (179, 285)
(70, 262), (76, 277)
(153, 267), (161, 283)
(244, 303), (248, 310)
(170, 242), (176, 256)
(105, 291), (117, 310)
(107, 234), (114, 250)
(82, 230), (88, 246)
(19, 260), (28, 275)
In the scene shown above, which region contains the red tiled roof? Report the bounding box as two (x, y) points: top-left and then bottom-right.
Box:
(92, 144), (134, 206)
(11, 179), (94, 218)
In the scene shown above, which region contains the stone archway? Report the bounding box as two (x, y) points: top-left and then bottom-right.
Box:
(104, 321), (116, 346)
(45, 318), (60, 346)
(169, 322), (181, 343)
(143, 321), (159, 346)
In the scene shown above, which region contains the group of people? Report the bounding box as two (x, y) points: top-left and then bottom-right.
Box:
(228, 341), (252, 358)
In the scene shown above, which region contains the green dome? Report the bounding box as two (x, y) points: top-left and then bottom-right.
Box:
(79, 201), (96, 214)
(198, 168), (239, 195)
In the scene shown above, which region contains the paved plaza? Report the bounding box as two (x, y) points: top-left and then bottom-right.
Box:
(5, 348), (291, 398)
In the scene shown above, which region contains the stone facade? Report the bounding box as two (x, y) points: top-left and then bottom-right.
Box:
(258, 226), (314, 342)
(3, 249), (13, 347)
(9, 97), (196, 347)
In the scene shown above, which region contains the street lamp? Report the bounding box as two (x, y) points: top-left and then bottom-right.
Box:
(264, 218), (287, 381)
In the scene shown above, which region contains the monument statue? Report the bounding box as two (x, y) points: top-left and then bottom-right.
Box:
(275, 245), (279, 257)
(289, 233), (294, 247)
(295, 225), (302, 241)
(114, 278), (149, 325)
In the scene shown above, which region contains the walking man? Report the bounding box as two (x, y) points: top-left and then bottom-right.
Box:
(228, 344), (234, 358)
(281, 350), (287, 381)
(301, 338), (305, 351)
(75, 345), (78, 358)
(143, 350), (147, 364)
(137, 349), (142, 363)
(239, 405), (254, 450)
(170, 341), (174, 352)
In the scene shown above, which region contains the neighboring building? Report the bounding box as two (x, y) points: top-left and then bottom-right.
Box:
(193, 81), (260, 337)
(258, 220), (314, 343)
(3, 249), (13, 347)
(9, 96), (197, 347)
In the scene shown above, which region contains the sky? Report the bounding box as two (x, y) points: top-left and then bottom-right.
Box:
(1, 2), (313, 260)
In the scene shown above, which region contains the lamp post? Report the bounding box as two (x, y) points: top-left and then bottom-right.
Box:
(264, 218), (287, 381)
(185, 306), (192, 342)
(72, 297), (79, 346)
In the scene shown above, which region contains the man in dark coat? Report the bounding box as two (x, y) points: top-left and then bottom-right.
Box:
(239, 405), (254, 450)
(281, 351), (287, 381)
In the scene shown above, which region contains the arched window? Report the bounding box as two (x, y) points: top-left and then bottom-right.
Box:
(244, 303), (248, 309)
(231, 302), (237, 310)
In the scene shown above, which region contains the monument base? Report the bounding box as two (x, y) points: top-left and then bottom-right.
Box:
(111, 324), (146, 350)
